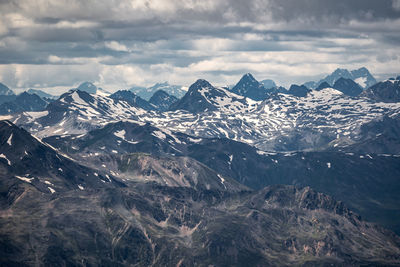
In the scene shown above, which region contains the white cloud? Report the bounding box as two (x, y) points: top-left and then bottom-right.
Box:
(393, 0), (400, 10)
(0, 0), (399, 92)
(104, 41), (130, 52)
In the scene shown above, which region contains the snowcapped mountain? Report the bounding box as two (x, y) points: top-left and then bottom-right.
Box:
(26, 89), (57, 99)
(0, 120), (121, 193)
(351, 67), (377, 88)
(7, 81), (400, 153)
(76, 81), (111, 96)
(110, 90), (156, 110)
(230, 73), (270, 101)
(130, 82), (186, 100)
(149, 90), (178, 111)
(169, 79), (258, 113)
(0, 83), (17, 105)
(260, 79), (276, 89)
(360, 76), (400, 103)
(0, 92), (47, 115)
(0, 82), (14, 96)
(43, 120), (246, 192)
(136, 88), (400, 152)
(305, 67), (377, 89)
(6, 80), (400, 154)
(3, 72), (400, 266)
(10, 89), (146, 137)
(42, 119), (400, 233)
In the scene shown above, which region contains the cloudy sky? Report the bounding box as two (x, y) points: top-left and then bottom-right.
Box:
(0, 0), (400, 94)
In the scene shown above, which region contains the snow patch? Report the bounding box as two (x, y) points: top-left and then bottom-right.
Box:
(152, 130), (166, 140)
(0, 154), (11, 165)
(217, 174), (227, 189)
(44, 180), (54, 186)
(354, 77), (367, 88)
(7, 133), (13, 146)
(114, 129), (126, 139)
(188, 137), (202, 143)
(48, 187), (56, 194)
(16, 175), (34, 183)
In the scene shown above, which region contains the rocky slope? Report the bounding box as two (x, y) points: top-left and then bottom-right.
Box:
(41, 120), (400, 234)
(1, 177), (399, 266)
(361, 77), (400, 103)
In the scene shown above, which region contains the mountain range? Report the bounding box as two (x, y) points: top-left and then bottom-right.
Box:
(130, 82), (187, 100)
(2, 67), (400, 265)
(2, 120), (400, 266)
(304, 67), (377, 89)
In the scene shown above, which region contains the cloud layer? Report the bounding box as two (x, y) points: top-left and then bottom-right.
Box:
(0, 0), (399, 93)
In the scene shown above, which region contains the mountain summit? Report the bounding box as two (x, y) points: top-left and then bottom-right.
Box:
(305, 67), (377, 89)
(169, 79), (251, 113)
(361, 76), (400, 102)
(169, 79), (221, 113)
(231, 73), (269, 101)
(76, 82), (110, 96)
(0, 82), (14, 96)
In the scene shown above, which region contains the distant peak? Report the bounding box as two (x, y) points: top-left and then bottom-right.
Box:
(316, 81), (331, 91)
(78, 81), (95, 87)
(242, 73), (256, 80)
(152, 82), (169, 87)
(76, 82), (98, 94)
(153, 89), (169, 95)
(192, 79), (212, 88)
(333, 68), (350, 74)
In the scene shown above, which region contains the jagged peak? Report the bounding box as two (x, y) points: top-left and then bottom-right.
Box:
(332, 68), (351, 74)
(189, 79), (213, 90)
(316, 81), (331, 91)
(0, 82), (15, 96)
(240, 73), (258, 82)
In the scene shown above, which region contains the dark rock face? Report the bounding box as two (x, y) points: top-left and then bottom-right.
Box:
(1, 177), (399, 266)
(231, 73), (269, 101)
(149, 90), (178, 111)
(110, 90), (156, 110)
(0, 92), (47, 115)
(336, 114), (400, 154)
(361, 78), (400, 102)
(333, 77), (363, 96)
(315, 81), (331, 91)
(286, 84), (311, 97)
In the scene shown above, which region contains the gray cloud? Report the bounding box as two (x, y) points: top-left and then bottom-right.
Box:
(0, 0), (399, 91)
